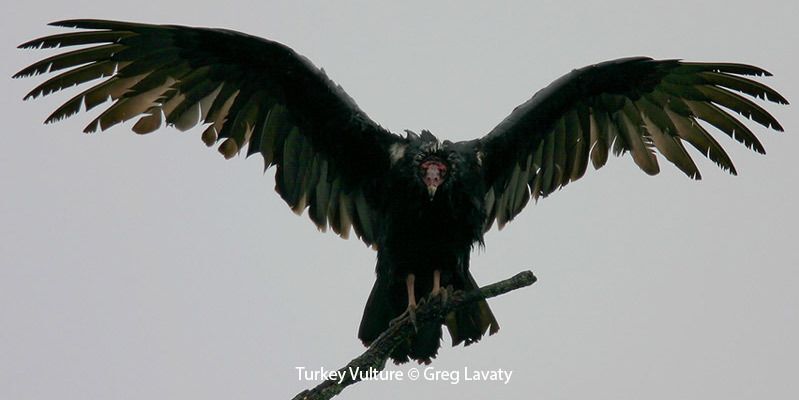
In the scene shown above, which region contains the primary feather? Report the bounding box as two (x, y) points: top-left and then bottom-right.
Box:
(479, 57), (787, 229)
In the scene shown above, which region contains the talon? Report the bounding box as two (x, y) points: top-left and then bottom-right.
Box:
(408, 303), (417, 331)
(428, 286), (446, 304)
(389, 303), (418, 331)
(389, 311), (404, 327)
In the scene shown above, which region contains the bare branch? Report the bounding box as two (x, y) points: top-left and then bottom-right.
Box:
(292, 270), (537, 400)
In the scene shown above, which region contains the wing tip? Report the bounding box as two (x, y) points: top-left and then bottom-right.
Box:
(48, 19), (101, 28)
(17, 39), (43, 50)
(679, 61), (774, 77)
(48, 20), (83, 28)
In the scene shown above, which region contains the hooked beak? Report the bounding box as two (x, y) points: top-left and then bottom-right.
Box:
(427, 185), (437, 200)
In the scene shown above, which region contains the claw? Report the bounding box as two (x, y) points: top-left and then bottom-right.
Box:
(428, 286), (447, 304)
(408, 304), (417, 331)
(439, 285), (448, 304)
(390, 303), (418, 331)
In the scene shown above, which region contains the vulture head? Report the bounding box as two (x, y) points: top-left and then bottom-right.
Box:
(396, 130), (458, 202)
(420, 156), (447, 200)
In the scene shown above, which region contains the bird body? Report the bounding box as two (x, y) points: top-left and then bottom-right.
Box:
(360, 131), (497, 363)
(15, 20), (787, 364)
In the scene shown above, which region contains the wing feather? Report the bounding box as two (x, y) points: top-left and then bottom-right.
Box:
(552, 116), (567, 191)
(16, 19), (399, 246)
(18, 30), (137, 49)
(477, 57), (786, 230)
(696, 85), (783, 131)
(13, 44), (124, 77)
(589, 109), (610, 169)
(665, 108), (736, 174)
(311, 159), (331, 229)
(541, 130), (556, 197)
(684, 100), (766, 154)
(570, 106), (590, 181)
(24, 60), (121, 99)
(619, 100), (660, 175)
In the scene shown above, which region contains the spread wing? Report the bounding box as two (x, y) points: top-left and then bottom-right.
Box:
(15, 19), (402, 245)
(477, 57), (788, 230)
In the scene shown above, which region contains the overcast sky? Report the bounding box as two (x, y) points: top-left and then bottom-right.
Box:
(2, 1), (797, 399)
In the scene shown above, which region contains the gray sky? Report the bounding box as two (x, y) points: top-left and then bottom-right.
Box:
(2, 1), (797, 399)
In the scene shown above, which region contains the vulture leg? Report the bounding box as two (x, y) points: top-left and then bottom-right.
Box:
(390, 273), (418, 330)
(429, 269), (448, 304)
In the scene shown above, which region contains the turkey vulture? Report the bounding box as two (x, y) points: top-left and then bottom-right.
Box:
(15, 20), (787, 364)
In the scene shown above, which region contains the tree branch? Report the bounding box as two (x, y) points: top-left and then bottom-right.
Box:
(291, 270), (537, 400)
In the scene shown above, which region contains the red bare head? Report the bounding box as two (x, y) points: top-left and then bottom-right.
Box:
(420, 159), (447, 200)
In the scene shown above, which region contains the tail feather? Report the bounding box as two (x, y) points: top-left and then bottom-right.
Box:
(358, 278), (394, 346)
(358, 271), (498, 364)
(446, 298), (499, 346)
(445, 272), (499, 346)
(408, 323), (442, 364)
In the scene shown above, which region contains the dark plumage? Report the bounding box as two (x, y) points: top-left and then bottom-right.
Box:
(15, 20), (787, 364)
